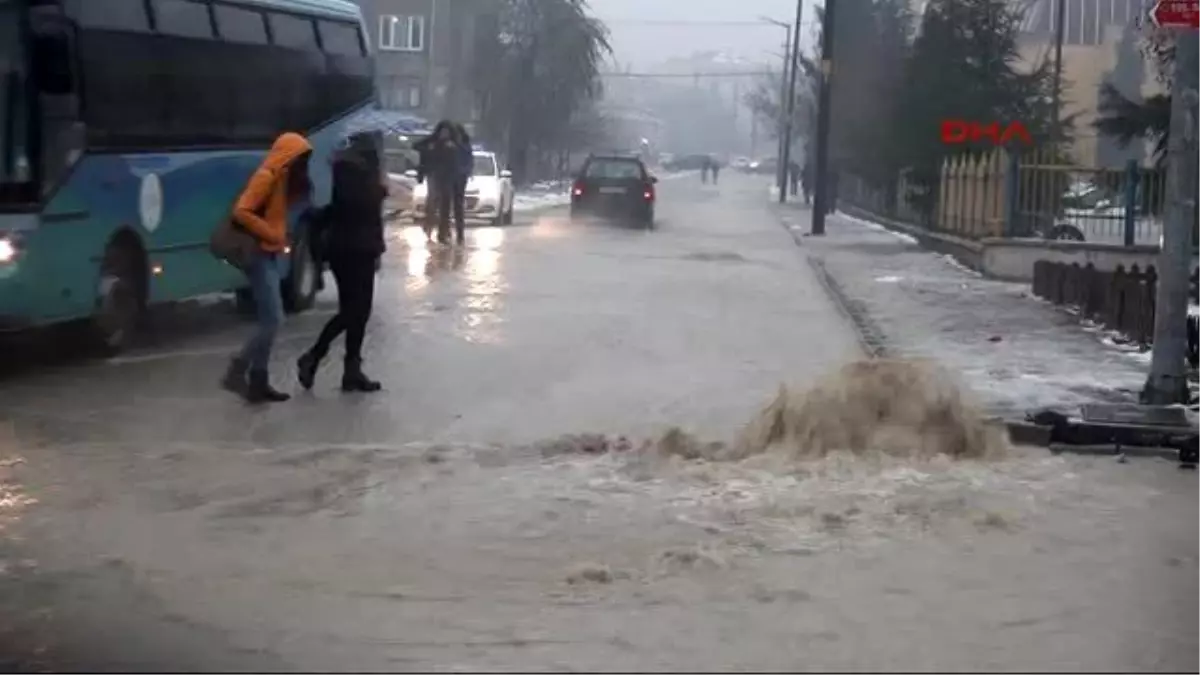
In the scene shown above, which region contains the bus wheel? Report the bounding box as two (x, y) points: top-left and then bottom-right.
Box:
(90, 237), (147, 356)
(282, 235), (318, 314)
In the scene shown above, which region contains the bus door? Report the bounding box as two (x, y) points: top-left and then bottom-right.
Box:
(28, 0), (83, 199)
(0, 0), (36, 209)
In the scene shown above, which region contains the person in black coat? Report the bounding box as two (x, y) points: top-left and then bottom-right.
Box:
(414, 120), (462, 244)
(296, 131), (388, 393)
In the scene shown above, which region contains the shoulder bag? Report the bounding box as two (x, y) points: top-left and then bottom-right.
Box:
(210, 208), (261, 272)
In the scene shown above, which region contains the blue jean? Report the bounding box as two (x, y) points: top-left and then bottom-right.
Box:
(239, 252), (284, 371)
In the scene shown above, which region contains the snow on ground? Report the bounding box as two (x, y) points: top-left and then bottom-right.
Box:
(793, 210), (1157, 417)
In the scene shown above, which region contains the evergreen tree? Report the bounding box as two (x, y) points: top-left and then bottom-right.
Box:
(892, 0), (1071, 216)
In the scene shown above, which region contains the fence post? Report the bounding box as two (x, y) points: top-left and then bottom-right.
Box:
(1004, 149), (1020, 237)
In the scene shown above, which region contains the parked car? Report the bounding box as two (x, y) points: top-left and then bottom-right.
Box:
(406, 150), (515, 226)
(569, 154), (657, 228)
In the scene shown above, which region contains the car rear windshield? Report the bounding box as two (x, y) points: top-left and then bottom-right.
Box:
(584, 159), (644, 180)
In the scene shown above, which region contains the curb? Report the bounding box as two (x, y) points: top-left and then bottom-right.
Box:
(771, 204), (1052, 448)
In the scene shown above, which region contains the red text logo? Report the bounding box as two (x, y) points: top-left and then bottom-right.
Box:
(940, 120), (1033, 146)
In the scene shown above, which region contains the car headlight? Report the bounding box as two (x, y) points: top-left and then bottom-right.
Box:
(0, 236), (18, 264)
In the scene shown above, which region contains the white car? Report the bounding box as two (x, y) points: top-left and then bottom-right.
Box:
(407, 151), (515, 225)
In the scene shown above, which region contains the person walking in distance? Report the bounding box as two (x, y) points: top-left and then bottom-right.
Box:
(787, 159), (801, 198)
(296, 132), (388, 393)
(801, 157), (814, 206)
(415, 121), (461, 245)
(710, 156), (721, 185)
(220, 132), (313, 403)
(451, 123), (473, 244)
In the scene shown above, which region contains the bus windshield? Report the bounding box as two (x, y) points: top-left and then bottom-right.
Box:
(0, 0), (33, 202)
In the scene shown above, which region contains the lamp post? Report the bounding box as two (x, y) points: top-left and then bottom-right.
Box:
(759, 16), (792, 199)
(779, 0), (804, 205)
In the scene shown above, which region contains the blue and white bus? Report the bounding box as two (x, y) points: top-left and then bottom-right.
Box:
(0, 0), (377, 354)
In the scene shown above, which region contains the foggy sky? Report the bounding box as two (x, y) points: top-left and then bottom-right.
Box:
(587, 0), (819, 69)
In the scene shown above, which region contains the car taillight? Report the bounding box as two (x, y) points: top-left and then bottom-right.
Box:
(643, 185), (655, 201)
(572, 181), (584, 197)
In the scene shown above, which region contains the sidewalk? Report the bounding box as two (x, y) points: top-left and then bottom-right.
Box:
(776, 204), (1155, 419)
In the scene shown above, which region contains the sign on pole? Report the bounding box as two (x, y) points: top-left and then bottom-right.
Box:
(1150, 0), (1199, 28)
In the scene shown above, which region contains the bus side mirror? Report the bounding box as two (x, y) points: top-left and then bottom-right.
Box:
(32, 34), (74, 95)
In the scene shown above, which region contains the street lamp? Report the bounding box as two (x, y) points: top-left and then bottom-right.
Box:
(758, 16), (791, 199)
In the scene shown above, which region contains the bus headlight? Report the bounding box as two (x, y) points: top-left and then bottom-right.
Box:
(0, 237), (17, 264)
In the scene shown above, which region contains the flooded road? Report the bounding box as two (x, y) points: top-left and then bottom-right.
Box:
(0, 175), (1195, 672)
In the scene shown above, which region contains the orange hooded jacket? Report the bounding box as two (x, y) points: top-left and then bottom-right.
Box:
(233, 132), (313, 253)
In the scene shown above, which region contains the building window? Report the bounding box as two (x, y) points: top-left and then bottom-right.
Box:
(382, 78), (423, 109)
(379, 14), (424, 51)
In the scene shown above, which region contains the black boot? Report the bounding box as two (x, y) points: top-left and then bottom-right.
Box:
(220, 357), (249, 396)
(246, 369), (291, 403)
(341, 358), (382, 393)
(297, 350), (323, 390)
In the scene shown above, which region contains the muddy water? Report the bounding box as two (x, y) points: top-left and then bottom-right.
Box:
(3, 433), (1195, 672)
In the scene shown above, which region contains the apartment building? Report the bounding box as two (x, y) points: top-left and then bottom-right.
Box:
(354, 0), (496, 124)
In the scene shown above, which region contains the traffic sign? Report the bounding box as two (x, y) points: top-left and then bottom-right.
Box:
(1149, 0), (1199, 28)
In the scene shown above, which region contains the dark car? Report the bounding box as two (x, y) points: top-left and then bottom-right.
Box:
(570, 154), (657, 228)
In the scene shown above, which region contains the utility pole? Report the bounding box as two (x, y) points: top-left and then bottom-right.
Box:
(810, 0), (837, 234)
(776, 27), (792, 199)
(778, 0), (804, 204)
(1144, 29), (1199, 404)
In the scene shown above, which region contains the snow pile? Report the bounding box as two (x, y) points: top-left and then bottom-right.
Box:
(731, 359), (1009, 462)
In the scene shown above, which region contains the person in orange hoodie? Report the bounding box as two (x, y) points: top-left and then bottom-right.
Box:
(220, 132), (313, 403)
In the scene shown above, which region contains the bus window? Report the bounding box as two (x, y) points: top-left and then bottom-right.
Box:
(72, 0), (151, 31)
(0, 1), (34, 202)
(152, 0), (215, 40)
(318, 20), (363, 57)
(269, 13), (318, 51)
(214, 3), (268, 45)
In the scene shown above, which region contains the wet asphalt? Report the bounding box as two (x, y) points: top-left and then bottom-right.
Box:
(0, 174), (879, 671)
(0, 175), (1195, 673)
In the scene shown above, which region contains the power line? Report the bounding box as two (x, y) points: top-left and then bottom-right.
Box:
(600, 71), (777, 78)
(603, 18), (819, 27)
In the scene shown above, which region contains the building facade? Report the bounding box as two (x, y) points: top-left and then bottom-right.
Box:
(354, 0), (495, 125)
(1012, 0), (1161, 167)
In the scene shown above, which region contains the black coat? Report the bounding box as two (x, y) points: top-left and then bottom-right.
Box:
(319, 149), (387, 261)
(415, 135), (463, 188)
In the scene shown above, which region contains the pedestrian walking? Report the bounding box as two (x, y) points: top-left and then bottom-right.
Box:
(801, 159), (814, 206)
(296, 131), (388, 393)
(219, 132), (313, 403)
(711, 157), (720, 185)
(451, 123), (473, 244)
(414, 121), (461, 245)
(788, 159), (801, 198)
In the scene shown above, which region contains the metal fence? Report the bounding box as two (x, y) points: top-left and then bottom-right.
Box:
(837, 145), (1178, 248)
(1013, 146), (1166, 246)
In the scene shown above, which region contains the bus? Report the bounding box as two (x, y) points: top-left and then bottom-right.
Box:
(0, 0), (377, 354)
